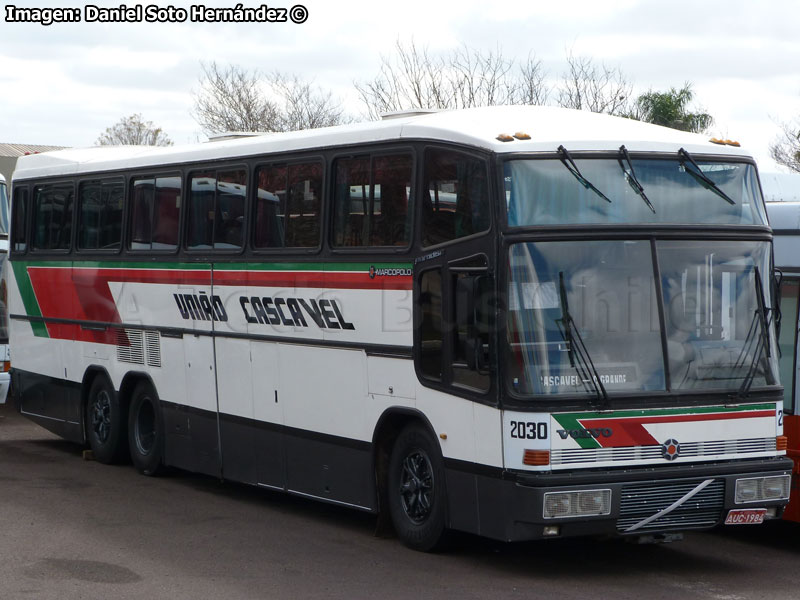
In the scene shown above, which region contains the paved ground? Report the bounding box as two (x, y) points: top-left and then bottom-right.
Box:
(2, 401), (799, 600)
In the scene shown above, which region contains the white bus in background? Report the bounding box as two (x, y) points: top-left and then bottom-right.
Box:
(0, 173), (9, 403)
(761, 172), (800, 203)
(765, 199), (800, 523)
(6, 106), (792, 549)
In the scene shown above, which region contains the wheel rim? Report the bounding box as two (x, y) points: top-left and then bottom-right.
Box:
(134, 397), (156, 456)
(90, 390), (112, 443)
(398, 448), (435, 524)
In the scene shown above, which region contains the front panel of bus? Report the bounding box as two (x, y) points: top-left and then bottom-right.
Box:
(494, 153), (790, 538)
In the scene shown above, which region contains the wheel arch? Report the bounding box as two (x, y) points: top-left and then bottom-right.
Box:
(81, 367), (158, 441)
(118, 370), (158, 408)
(371, 407), (441, 525)
(80, 365), (114, 443)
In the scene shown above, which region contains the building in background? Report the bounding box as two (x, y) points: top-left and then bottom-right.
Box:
(0, 143), (67, 182)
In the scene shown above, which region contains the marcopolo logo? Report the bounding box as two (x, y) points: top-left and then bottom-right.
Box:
(369, 265), (412, 279)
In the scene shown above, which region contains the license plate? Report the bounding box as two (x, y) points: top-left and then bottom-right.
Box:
(725, 508), (767, 525)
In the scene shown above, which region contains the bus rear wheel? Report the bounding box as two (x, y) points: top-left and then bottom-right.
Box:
(387, 423), (447, 551)
(128, 381), (164, 476)
(86, 375), (127, 464)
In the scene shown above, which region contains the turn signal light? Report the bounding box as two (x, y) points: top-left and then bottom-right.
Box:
(0, 361), (9, 373)
(496, 133), (514, 142)
(523, 449), (550, 466)
(776, 436), (788, 451)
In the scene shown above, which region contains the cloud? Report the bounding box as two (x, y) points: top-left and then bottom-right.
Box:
(1, 0), (798, 166)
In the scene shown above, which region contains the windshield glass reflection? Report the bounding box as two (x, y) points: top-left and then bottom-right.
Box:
(505, 158), (766, 227)
(659, 240), (778, 391)
(506, 240), (665, 396)
(505, 240), (779, 398)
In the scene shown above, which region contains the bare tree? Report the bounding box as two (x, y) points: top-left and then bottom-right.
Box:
(96, 114), (172, 146)
(193, 61), (281, 133)
(192, 61), (349, 134)
(516, 53), (550, 106)
(770, 118), (800, 173)
(269, 72), (350, 132)
(556, 51), (632, 116)
(355, 40), (549, 119)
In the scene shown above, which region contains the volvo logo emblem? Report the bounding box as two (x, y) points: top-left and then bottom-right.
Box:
(662, 438), (681, 461)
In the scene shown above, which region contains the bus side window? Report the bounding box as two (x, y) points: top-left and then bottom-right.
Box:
(129, 176), (181, 251)
(332, 153), (413, 247)
(78, 178), (123, 251)
(453, 272), (491, 391)
(285, 162), (321, 248)
(254, 161), (322, 249)
(423, 149), (490, 247)
(12, 187), (29, 252)
(187, 168), (246, 251)
(418, 269), (444, 381)
(32, 183), (74, 251)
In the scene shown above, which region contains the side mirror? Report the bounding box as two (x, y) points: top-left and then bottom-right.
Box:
(773, 268), (783, 345)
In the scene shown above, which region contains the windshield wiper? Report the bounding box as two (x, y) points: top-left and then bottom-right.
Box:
(556, 271), (609, 406)
(678, 148), (736, 206)
(557, 145), (612, 204)
(736, 267), (775, 399)
(618, 145), (655, 213)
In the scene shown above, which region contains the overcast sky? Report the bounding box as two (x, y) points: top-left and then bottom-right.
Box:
(2, 0), (799, 171)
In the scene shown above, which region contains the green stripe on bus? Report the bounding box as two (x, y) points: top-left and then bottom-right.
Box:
(552, 402), (775, 449)
(554, 402), (774, 425)
(11, 261), (48, 338)
(19, 260), (411, 272)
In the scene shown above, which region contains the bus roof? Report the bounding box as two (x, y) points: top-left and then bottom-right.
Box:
(766, 200), (800, 230)
(767, 201), (800, 269)
(12, 105), (753, 181)
(761, 172), (800, 202)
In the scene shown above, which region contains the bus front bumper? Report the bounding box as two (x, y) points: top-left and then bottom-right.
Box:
(475, 457), (793, 542)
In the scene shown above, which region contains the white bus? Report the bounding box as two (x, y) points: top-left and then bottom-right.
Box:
(8, 106), (792, 549)
(765, 199), (800, 523)
(0, 172), (10, 403)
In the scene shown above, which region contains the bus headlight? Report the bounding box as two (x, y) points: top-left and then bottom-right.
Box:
(543, 489), (611, 519)
(763, 476), (791, 500)
(735, 476), (790, 504)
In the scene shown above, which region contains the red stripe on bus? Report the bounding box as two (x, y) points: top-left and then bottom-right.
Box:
(579, 410), (775, 448)
(26, 266), (412, 342)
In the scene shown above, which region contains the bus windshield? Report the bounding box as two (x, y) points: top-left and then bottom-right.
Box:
(505, 157), (766, 226)
(0, 179), (8, 235)
(506, 239), (779, 398)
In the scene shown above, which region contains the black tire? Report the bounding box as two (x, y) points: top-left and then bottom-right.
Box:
(128, 381), (164, 476)
(85, 375), (128, 464)
(387, 423), (448, 551)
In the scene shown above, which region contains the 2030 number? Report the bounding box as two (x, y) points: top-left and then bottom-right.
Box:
(510, 421), (548, 440)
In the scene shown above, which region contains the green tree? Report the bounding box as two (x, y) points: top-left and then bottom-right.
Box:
(628, 83), (713, 133)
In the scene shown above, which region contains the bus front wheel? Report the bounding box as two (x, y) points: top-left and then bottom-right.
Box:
(387, 423), (448, 551)
(85, 375), (128, 464)
(128, 381), (164, 476)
